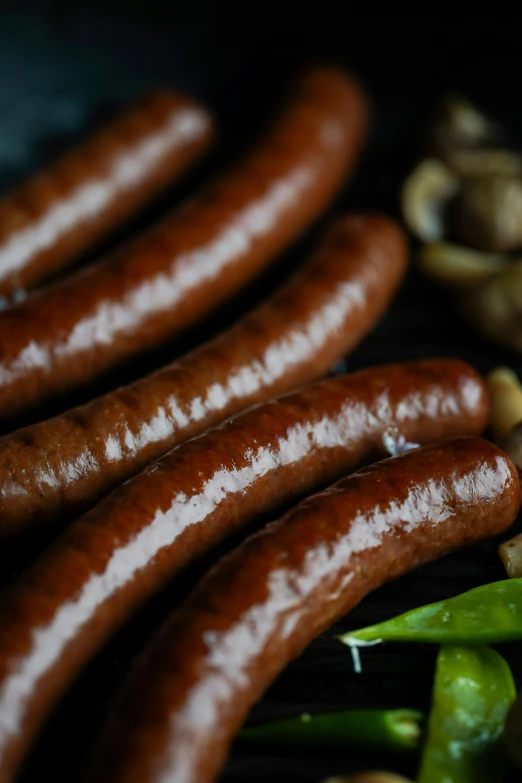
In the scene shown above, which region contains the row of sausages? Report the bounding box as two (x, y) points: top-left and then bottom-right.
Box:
(0, 67), (366, 417)
(0, 65), (519, 783)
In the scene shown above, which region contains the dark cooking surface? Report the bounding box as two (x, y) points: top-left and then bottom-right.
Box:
(0, 8), (521, 782)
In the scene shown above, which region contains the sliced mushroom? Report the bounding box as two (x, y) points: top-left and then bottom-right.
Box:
(461, 261), (522, 351)
(454, 175), (522, 252)
(499, 532), (522, 579)
(401, 159), (459, 242)
(487, 367), (522, 443)
(444, 148), (522, 178)
(433, 95), (497, 148)
(419, 242), (509, 289)
(429, 94), (505, 165)
(503, 420), (522, 472)
(322, 775), (413, 783)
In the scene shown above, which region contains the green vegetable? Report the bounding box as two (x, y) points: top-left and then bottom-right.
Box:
(339, 579), (522, 649)
(418, 645), (516, 783)
(239, 708), (424, 754)
(505, 692), (522, 771)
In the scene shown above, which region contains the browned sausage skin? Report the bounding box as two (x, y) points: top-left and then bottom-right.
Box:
(0, 359), (488, 781)
(0, 90), (214, 298)
(0, 66), (368, 418)
(88, 437), (521, 783)
(0, 213), (406, 536)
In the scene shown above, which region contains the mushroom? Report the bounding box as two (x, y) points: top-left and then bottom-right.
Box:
(461, 261), (522, 352)
(454, 175), (522, 252)
(504, 420), (522, 473)
(499, 531), (522, 579)
(402, 94), (522, 349)
(419, 242), (509, 289)
(428, 94), (514, 177)
(444, 148), (522, 178)
(486, 367), (522, 579)
(418, 96), (522, 249)
(430, 95), (498, 156)
(401, 159), (459, 242)
(487, 367), (522, 443)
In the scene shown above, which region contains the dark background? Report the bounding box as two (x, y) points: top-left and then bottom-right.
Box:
(0, 7), (522, 782)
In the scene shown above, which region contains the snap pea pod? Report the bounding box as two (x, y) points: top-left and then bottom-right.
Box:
(418, 645), (516, 783)
(339, 579), (522, 649)
(505, 692), (522, 771)
(239, 708), (424, 753)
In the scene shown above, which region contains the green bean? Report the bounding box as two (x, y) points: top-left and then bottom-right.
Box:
(418, 645), (515, 783)
(339, 579), (522, 649)
(239, 708), (423, 754)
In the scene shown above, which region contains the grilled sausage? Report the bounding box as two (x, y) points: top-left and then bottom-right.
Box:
(0, 359), (489, 782)
(0, 66), (368, 418)
(88, 437), (521, 783)
(0, 90), (214, 298)
(0, 213), (406, 536)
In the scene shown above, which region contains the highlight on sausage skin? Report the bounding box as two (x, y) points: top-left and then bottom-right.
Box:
(0, 66), (368, 418)
(0, 213), (407, 536)
(0, 89), (215, 298)
(0, 360), (490, 782)
(87, 437), (521, 783)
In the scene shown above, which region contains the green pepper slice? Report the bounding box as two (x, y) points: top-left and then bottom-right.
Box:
(239, 708), (424, 753)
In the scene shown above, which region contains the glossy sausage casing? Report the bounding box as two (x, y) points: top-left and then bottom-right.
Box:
(0, 213), (406, 536)
(0, 90), (214, 297)
(0, 66), (368, 417)
(0, 359), (489, 782)
(88, 438), (521, 783)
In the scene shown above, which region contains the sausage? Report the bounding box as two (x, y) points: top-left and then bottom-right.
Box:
(0, 213), (406, 536)
(0, 90), (214, 298)
(0, 359), (489, 782)
(87, 437), (521, 783)
(0, 66), (368, 418)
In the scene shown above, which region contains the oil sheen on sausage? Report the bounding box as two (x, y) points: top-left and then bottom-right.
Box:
(0, 90), (214, 298)
(0, 360), (489, 782)
(0, 66), (368, 417)
(0, 213), (406, 536)
(88, 437), (521, 783)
